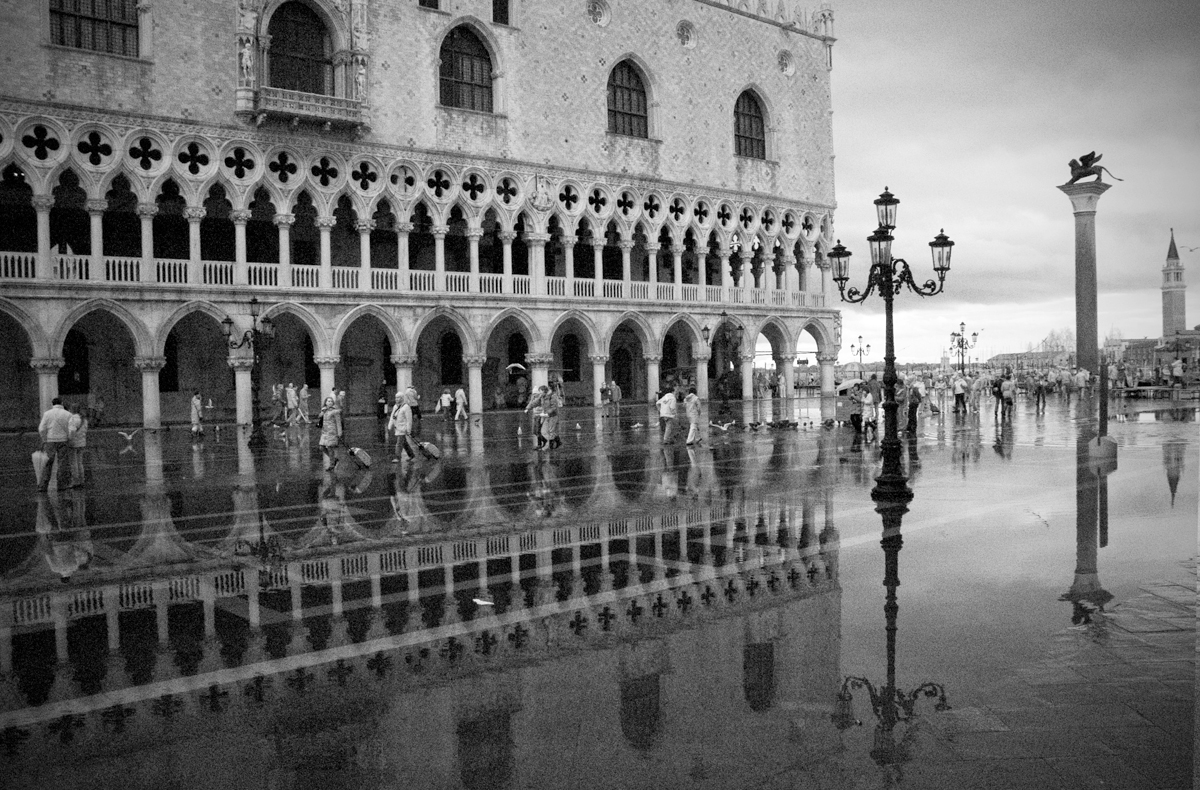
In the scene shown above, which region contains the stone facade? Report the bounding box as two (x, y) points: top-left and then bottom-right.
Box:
(0, 0), (842, 429)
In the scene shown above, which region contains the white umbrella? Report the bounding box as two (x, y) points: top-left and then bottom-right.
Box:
(506, 363), (527, 372)
(836, 378), (864, 393)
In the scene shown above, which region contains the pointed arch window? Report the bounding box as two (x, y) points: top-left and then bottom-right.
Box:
(608, 61), (648, 139)
(440, 27), (494, 113)
(267, 2), (334, 96)
(734, 91), (766, 160)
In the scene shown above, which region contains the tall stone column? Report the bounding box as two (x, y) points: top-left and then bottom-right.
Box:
(33, 195), (54, 279)
(465, 354), (487, 415)
(817, 259), (830, 298)
(274, 212), (294, 286)
(316, 216), (336, 289)
(646, 241), (659, 288)
(432, 223), (448, 291)
(396, 221), (412, 291)
(718, 243), (733, 290)
(646, 354), (662, 401)
(761, 250), (776, 292)
(185, 206), (205, 284)
(592, 239), (606, 296)
(817, 352), (837, 421)
(134, 356), (166, 429)
(31, 357), (63, 413)
(137, 202), (157, 283)
(672, 242), (684, 289)
(356, 218), (374, 292)
(619, 239), (634, 291)
(316, 355), (340, 401)
(1057, 181), (1112, 379)
(738, 248), (754, 294)
(467, 227), (482, 291)
(392, 354), (416, 393)
(526, 232), (549, 294)
(590, 354), (608, 406)
(800, 248), (815, 293)
(86, 198), (106, 278)
(694, 352), (711, 400)
(231, 209), (251, 285)
(740, 352), (755, 400)
(562, 239), (576, 294)
(777, 356), (795, 398)
(780, 251), (797, 292)
(499, 230), (515, 293)
(228, 357), (255, 427)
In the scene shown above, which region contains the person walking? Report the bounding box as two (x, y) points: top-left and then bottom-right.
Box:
(656, 386), (679, 445)
(610, 380), (622, 418)
(67, 402), (88, 488)
(1000, 375), (1017, 421)
(454, 386), (468, 420)
(436, 387), (454, 423)
(190, 390), (205, 438)
(298, 384), (311, 423)
(906, 375), (925, 433)
(404, 384), (421, 437)
(525, 385), (548, 449)
(683, 386), (702, 445)
(542, 381), (563, 449)
(386, 392), (416, 462)
(285, 382), (299, 426)
(37, 397), (73, 492)
(317, 396), (343, 471)
(270, 383), (285, 424)
(849, 383), (864, 433)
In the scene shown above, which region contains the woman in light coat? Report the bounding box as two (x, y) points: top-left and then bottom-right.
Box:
(317, 396), (343, 470)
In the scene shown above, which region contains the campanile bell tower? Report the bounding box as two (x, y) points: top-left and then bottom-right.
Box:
(1162, 229), (1185, 336)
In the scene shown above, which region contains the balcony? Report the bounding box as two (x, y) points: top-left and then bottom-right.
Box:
(256, 86), (363, 128)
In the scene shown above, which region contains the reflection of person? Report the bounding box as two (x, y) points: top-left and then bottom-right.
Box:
(542, 381), (562, 449)
(525, 385), (548, 450)
(317, 396), (343, 470)
(298, 384), (311, 423)
(37, 397), (73, 492)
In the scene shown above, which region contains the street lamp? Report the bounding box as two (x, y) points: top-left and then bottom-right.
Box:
(949, 322), (978, 374)
(222, 296), (275, 450)
(850, 335), (871, 371)
(828, 186), (953, 503)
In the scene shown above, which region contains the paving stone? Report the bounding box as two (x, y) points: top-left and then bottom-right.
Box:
(1046, 755), (1162, 790)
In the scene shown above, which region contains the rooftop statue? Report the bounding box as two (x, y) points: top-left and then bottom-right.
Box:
(1066, 151), (1123, 185)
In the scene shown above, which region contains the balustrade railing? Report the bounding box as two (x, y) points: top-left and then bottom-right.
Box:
(446, 272), (470, 293)
(372, 268), (400, 291)
(480, 272), (503, 294)
(574, 279), (595, 298)
(656, 283), (675, 301)
(105, 257), (140, 282)
(248, 262), (278, 288)
(630, 281), (649, 300)
(291, 264), (319, 288)
(203, 261), (233, 285)
(0, 252), (36, 279)
(545, 275), (566, 297)
(157, 258), (189, 284)
(331, 266), (358, 290)
(681, 284), (698, 302)
(706, 285), (724, 303)
(512, 274), (531, 295)
(603, 281), (624, 299)
(410, 270), (435, 291)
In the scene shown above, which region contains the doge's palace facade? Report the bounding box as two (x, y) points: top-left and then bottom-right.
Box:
(0, 0), (842, 429)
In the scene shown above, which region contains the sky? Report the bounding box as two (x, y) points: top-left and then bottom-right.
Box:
(787, 0), (1200, 365)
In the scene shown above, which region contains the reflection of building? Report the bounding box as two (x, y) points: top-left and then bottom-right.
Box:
(0, 491), (841, 786)
(0, 0), (843, 431)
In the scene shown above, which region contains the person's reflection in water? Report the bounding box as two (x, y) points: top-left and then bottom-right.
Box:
(685, 446), (702, 497)
(992, 420), (1014, 461)
(657, 446), (680, 502)
(39, 491), (93, 583)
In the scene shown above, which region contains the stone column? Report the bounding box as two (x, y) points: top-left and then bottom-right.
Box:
(231, 209), (251, 285)
(817, 352), (837, 421)
(817, 260), (830, 297)
(718, 243), (733, 291)
(619, 239), (634, 291)
(777, 357), (795, 399)
(1058, 181), (1113, 379)
(645, 354), (662, 402)
(528, 353), (553, 392)
(590, 355), (608, 406)
(316, 216), (335, 289)
(695, 352), (711, 400)
(467, 227), (482, 291)
(356, 218), (374, 292)
(800, 248), (815, 293)
(432, 223), (448, 291)
(740, 353), (755, 400)
(185, 206), (205, 284)
(228, 357), (255, 427)
(31, 357), (63, 413)
(33, 195), (54, 280)
(86, 198), (106, 277)
(392, 355), (416, 393)
(738, 248), (754, 295)
(274, 212), (294, 286)
(134, 356), (166, 429)
(592, 239), (605, 296)
(562, 238), (576, 294)
(137, 202), (157, 283)
(761, 249), (776, 292)
(646, 241), (659, 289)
(526, 231), (549, 294)
(499, 230), (515, 293)
(780, 251), (797, 292)
(316, 355), (340, 401)
(396, 221), (412, 291)
(465, 354), (487, 415)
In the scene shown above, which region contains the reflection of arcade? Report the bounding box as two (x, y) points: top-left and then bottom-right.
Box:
(0, 443), (845, 787)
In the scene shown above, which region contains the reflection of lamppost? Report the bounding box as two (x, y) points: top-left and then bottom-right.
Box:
(828, 186), (954, 503)
(948, 322), (978, 374)
(850, 335), (870, 369)
(222, 296), (275, 450)
(235, 516), (285, 588)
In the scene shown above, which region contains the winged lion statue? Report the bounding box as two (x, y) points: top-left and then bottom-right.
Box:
(1066, 152), (1123, 185)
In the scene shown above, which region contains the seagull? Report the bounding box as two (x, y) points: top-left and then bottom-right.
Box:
(575, 423), (582, 430)
(631, 422), (643, 428)
(517, 426), (523, 435)
(117, 428), (141, 442)
(472, 597), (495, 607)
(709, 421), (734, 432)
(205, 398), (214, 409)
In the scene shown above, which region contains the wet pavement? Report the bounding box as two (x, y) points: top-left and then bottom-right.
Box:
(0, 396), (1194, 789)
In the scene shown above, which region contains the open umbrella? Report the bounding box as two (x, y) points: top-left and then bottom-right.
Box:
(505, 363), (527, 372)
(836, 378), (863, 393)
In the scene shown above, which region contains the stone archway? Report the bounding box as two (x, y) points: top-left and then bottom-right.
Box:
(59, 309), (141, 426)
(414, 313), (468, 407)
(336, 313), (394, 416)
(0, 309), (38, 429)
(160, 311), (234, 423)
(484, 313), (537, 408)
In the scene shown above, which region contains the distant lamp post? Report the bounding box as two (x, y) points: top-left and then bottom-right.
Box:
(828, 186), (953, 503)
(850, 336), (871, 369)
(222, 296), (275, 450)
(949, 322), (978, 374)
(715, 309), (745, 371)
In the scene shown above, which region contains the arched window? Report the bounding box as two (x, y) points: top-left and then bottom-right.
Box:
(440, 27), (494, 113)
(608, 61), (648, 138)
(734, 91), (766, 160)
(267, 2), (333, 95)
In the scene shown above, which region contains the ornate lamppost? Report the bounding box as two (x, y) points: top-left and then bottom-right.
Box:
(949, 322), (978, 374)
(222, 296), (275, 450)
(850, 335), (871, 370)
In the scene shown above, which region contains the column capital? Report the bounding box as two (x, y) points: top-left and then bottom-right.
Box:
(800, 247), (816, 263)
(588, 354), (609, 364)
(617, 239), (636, 251)
(590, 238), (607, 251)
(779, 251), (797, 264)
(273, 213), (295, 227)
(30, 357), (65, 373)
(693, 353), (711, 363)
(229, 209), (252, 225)
(431, 224), (450, 238)
(816, 353), (838, 365)
(526, 353), (554, 366)
(559, 236), (576, 249)
(1057, 181), (1112, 214)
(464, 354), (488, 367)
(670, 243), (686, 256)
(183, 206), (207, 222)
(774, 356), (793, 366)
(136, 202), (159, 219)
(466, 227), (484, 240)
(315, 216), (337, 230)
(355, 219), (376, 234)
(524, 232), (550, 246)
(314, 355), (341, 368)
(644, 241), (661, 253)
(395, 222), (414, 234)
(390, 355), (418, 367)
(644, 354), (663, 364)
(134, 356), (167, 373)
(737, 247), (755, 261)
(85, 199), (108, 214)
(738, 353), (756, 364)
(31, 195), (55, 212)
(498, 230), (516, 244)
(227, 357), (255, 372)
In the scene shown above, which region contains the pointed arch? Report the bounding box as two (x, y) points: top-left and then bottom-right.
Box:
(332, 304), (406, 355)
(154, 300), (231, 356)
(661, 312), (705, 352)
(259, 300), (331, 357)
(483, 306), (543, 352)
(605, 310), (656, 351)
(549, 309), (601, 353)
(752, 315), (795, 358)
(797, 317), (834, 355)
(411, 305), (478, 356)
(0, 297), (51, 358)
(52, 297), (153, 357)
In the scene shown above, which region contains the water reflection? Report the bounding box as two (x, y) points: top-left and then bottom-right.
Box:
(0, 433), (845, 789)
(1060, 423), (1116, 623)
